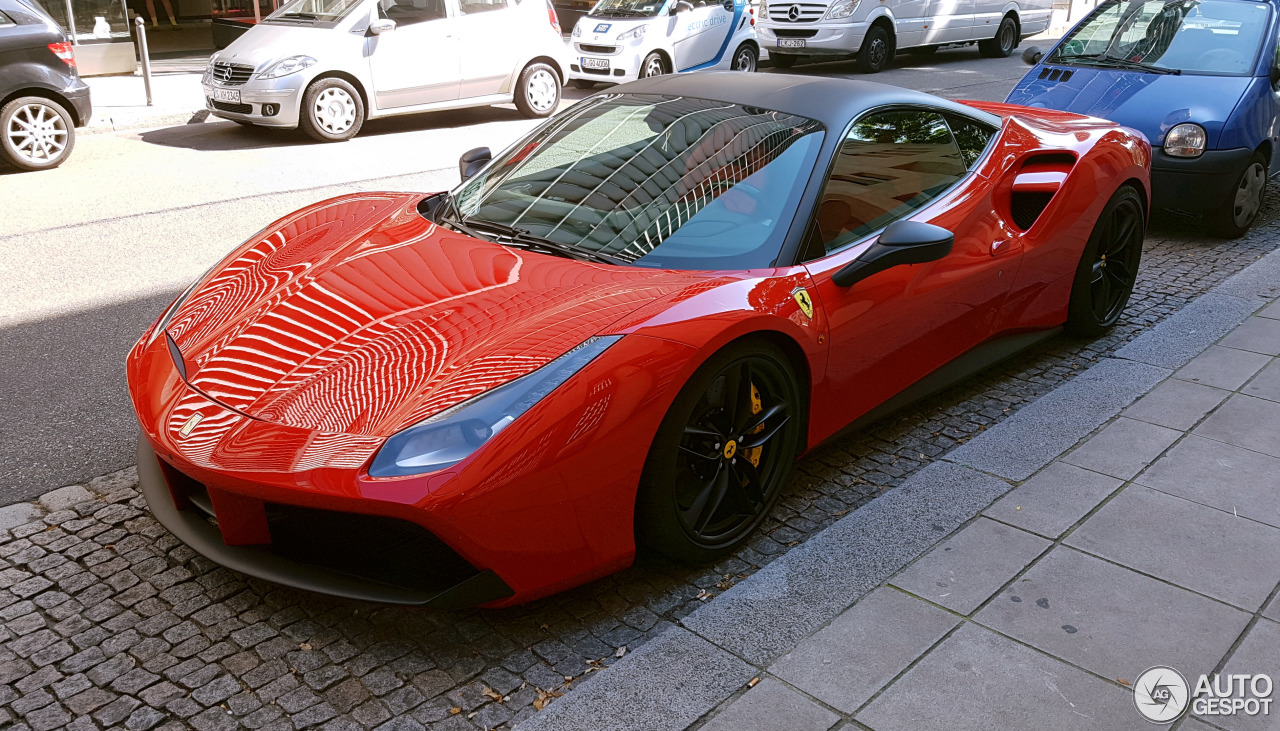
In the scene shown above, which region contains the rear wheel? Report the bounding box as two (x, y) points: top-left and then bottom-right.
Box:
(771, 53), (799, 69)
(1211, 152), (1267, 238)
(640, 52), (668, 78)
(1066, 185), (1145, 336)
(636, 340), (802, 562)
(299, 78), (364, 142)
(1, 96), (75, 171)
(732, 43), (758, 72)
(515, 62), (561, 118)
(857, 24), (892, 73)
(979, 15), (1018, 58)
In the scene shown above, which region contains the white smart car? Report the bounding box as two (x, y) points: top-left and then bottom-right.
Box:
(203, 0), (570, 141)
(567, 0), (759, 87)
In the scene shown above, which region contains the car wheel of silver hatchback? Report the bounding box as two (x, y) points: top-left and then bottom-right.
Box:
(515, 62), (562, 119)
(1, 96), (75, 172)
(300, 77), (365, 143)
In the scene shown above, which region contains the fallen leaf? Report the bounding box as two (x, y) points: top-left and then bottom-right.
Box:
(298, 643), (311, 651)
(539, 623), (550, 632)
(467, 711), (477, 719)
(1118, 678), (1131, 686)
(482, 687), (503, 702)
(831, 510), (848, 517)
(747, 677), (760, 688)
(533, 688), (564, 710)
(449, 707), (462, 715)
(614, 646), (627, 658)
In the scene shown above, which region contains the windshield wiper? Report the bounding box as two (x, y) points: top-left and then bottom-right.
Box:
(462, 218), (625, 266)
(279, 11), (320, 19)
(1055, 53), (1181, 74)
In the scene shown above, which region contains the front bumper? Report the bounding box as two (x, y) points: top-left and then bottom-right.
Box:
(567, 44), (645, 83)
(757, 22), (866, 56)
(1151, 147), (1254, 218)
(202, 75), (305, 129)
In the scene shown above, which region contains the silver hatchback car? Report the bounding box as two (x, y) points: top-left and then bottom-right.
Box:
(204, 0), (570, 141)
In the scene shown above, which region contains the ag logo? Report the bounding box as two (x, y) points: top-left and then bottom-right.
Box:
(594, 22), (611, 32)
(1134, 666), (1190, 723)
(793, 288), (814, 319)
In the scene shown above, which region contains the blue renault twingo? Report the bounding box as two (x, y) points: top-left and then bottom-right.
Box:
(1007, 0), (1280, 237)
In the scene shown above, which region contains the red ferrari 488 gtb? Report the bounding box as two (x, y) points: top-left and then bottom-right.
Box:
(128, 73), (1151, 608)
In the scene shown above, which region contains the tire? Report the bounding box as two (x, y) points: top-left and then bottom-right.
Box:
(731, 42), (758, 72)
(856, 24), (892, 73)
(515, 62), (561, 119)
(640, 51), (667, 78)
(1065, 185), (1145, 336)
(299, 77), (364, 142)
(570, 79), (597, 90)
(1211, 152), (1267, 238)
(1, 95), (76, 171)
(635, 340), (803, 563)
(909, 45), (939, 56)
(978, 15), (1018, 58)
(771, 53), (799, 69)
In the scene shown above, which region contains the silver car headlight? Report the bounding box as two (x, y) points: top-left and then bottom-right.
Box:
(617, 25), (646, 41)
(257, 55), (317, 79)
(573, 22), (582, 36)
(758, 0), (768, 19)
(1164, 123), (1206, 158)
(201, 53), (219, 84)
(368, 336), (621, 477)
(825, 0), (860, 18)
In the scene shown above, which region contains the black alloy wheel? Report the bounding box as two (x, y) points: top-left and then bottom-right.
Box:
(857, 24), (892, 73)
(1066, 185), (1145, 335)
(636, 341), (801, 562)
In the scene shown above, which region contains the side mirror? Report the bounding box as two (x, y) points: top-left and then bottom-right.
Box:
(459, 146), (492, 181)
(368, 18), (396, 34)
(831, 220), (954, 288)
(1021, 45), (1043, 65)
(669, 1), (693, 13)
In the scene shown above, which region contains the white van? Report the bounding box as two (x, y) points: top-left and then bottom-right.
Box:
(758, 0), (1051, 72)
(203, 0), (570, 141)
(567, 0), (759, 87)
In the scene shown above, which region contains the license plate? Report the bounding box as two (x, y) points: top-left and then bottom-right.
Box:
(778, 39), (806, 48)
(582, 57), (609, 70)
(213, 88), (241, 103)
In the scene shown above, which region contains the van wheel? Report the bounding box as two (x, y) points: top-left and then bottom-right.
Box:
(979, 15), (1018, 58)
(732, 43), (758, 72)
(515, 62), (561, 118)
(571, 79), (597, 89)
(640, 52), (668, 78)
(1, 96), (76, 171)
(1211, 153), (1267, 238)
(857, 25), (892, 73)
(300, 78), (364, 142)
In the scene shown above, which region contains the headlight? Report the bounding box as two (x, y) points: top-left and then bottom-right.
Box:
(825, 0), (859, 18)
(257, 55), (317, 79)
(368, 336), (621, 477)
(1164, 123), (1206, 158)
(573, 22), (582, 36)
(617, 25), (646, 41)
(201, 54), (219, 84)
(758, 1), (767, 19)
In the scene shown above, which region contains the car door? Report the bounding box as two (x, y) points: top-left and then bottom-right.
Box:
(803, 108), (1012, 426)
(923, 0), (973, 43)
(969, 0), (1004, 40)
(452, 0), (522, 98)
(670, 0), (735, 71)
(366, 0), (460, 109)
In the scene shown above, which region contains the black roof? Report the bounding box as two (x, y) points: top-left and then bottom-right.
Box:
(614, 72), (1002, 129)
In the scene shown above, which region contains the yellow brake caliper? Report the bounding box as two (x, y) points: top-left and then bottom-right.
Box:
(745, 382), (763, 467)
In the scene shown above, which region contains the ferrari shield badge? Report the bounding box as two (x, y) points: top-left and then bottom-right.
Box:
(793, 288), (814, 320)
(178, 413), (203, 438)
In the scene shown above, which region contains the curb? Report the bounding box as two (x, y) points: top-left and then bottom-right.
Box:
(82, 110), (208, 135)
(514, 241), (1280, 731)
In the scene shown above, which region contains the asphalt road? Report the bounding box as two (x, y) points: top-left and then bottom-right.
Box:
(0, 44), (1043, 504)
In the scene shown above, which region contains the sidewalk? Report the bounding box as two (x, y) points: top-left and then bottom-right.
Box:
(82, 72), (206, 134)
(519, 246), (1280, 731)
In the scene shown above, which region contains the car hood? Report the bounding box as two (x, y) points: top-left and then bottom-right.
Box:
(1005, 65), (1252, 149)
(165, 192), (712, 438)
(216, 22), (341, 70)
(575, 15), (652, 42)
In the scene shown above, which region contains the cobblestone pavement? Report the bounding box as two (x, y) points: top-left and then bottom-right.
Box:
(3, 194), (1280, 731)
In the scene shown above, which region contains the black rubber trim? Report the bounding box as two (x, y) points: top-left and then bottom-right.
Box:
(136, 437), (514, 608)
(166, 334), (187, 382)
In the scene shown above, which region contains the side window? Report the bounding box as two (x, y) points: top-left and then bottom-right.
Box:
(379, 0), (447, 25)
(944, 113), (998, 169)
(812, 109), (967, 255)
(459, 0), (507, 13)
(0, 9), (14, 25)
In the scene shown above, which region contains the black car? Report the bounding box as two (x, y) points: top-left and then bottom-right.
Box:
(0, 0), (91, 171)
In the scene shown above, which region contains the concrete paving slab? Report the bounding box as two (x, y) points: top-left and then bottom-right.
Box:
(699, 679), (840, 731)
(1194, 395), (1280, 459)
(1115, 292), (1261, 370)
(1062, 417), (1183, 481)
(768, 588), (960, 714)
(513, 627), (755, 731)
(1260, 299), (1280, 319)
(974, 548), (1249, 683)
(1213, 246), (1280, 303)
(890, 518), (1050, 615)
(946, 359), (1171, 481)
(1198, 618), (1280, 731)
(1065, 486), (1280, 611)
(1264, 596), (1280, 623)
(1242, 359), (1280, 404)
(0, 502), (41, 531)
(1220, 317), (1280, 357)
(1122, 379), (1231, 431)
(984, 462), (1124, 539)
(856, 623), (1138, 731)
(680, 462), (1009, 665)
(1136, 435), (1280, 530)
(1174, 346), (1273, 392)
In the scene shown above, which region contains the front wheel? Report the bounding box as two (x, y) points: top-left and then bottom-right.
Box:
(1, 96), (76, 171)
(299, 78), (364, 142)
(732, 43), (758, 72)
(1066, 185), (1145, 336)
(515, 62), (561, 118)
(1211, 153), (1267, 238)
(978, 15), (1018, 58)
(857, 25), (892, 73)
(640, 52), (668, 78)
(635, 340), (802, 563)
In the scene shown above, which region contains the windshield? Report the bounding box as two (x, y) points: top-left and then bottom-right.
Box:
(589, 0), (666, 18)
(451, 94), (825, 270)
(1051, 0), (1270, 75)
(267, 0), (364, 21)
